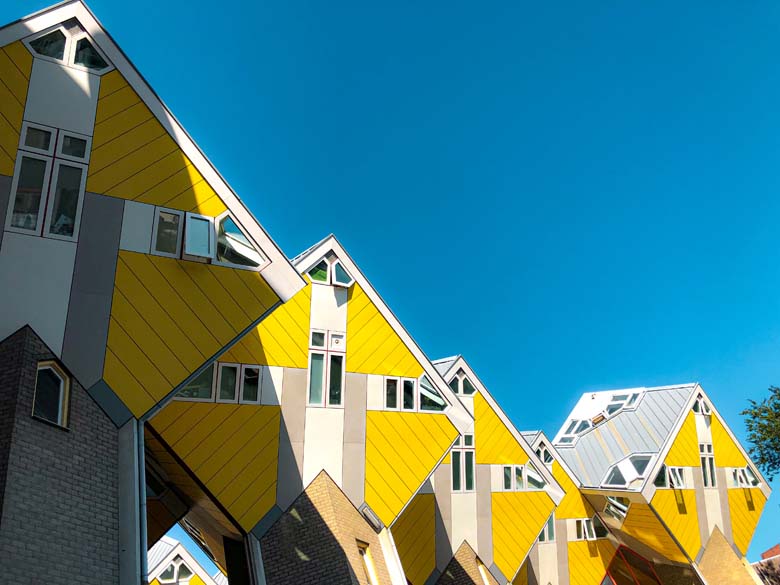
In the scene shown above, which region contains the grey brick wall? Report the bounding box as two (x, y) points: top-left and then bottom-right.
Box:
(0, 326), (120, 582)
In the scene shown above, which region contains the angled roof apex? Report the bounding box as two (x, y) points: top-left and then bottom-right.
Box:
(292, 235), (472, 433)
(147, 536), (220, 585)
(433, 355), (565, 505)
(524, 429), (582, 489)
(0, 0), (305, 302)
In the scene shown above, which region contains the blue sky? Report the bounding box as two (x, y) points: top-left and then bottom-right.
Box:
(7, 0), (780, 568)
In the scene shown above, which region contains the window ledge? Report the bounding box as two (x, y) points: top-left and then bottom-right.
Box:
(31, 414), (69, 432)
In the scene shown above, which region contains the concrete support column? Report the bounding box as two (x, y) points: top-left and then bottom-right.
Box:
(118, 419), (141, 585)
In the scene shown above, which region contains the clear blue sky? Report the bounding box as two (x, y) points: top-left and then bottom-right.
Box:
(7, 0), (780, 567)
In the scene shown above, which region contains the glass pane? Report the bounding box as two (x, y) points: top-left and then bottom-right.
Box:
(308, 260), (328, 282)
(185, 216), (212, 257)
(464, 451), (474, 491)
(451, 451), (461, 491)
(177, 365), (214, 399)
(242, 367), (260, 402)
(606, 404), (622, 415)
(61, 135), (87, 158)
(565, 420), (578, 434)
(217, 215), (263, 267)
(402, 379), (415, 410)
(462, 377), (476, 395)
(701, 457), (709, 487)
(503, 466), (512, 490)
(30, 30), (66, 60)
(385, 379), (397, 409)
(159, 564), (175, 581)
(333, 261), (352, 285)
(605, 466), (626, 486)
(10, 156), (47, 230)
(48, 164), (83, 237)
(526, 462), (545, 489)
(155, 211), (180, 254)
(576, 521), (583, 540)
(593, 516), (609, 538)
(311, 331), (325, 347)
(708, 458), (716, 487)
(33, 368), (62, 424)
(25, 127), (51, 151)
(464, 434), (473, 447)
(546, 515), (555, 541)
(631, 456), (650, 475)
(74, 38), (108, 69)
(448, 377), (459, 394)
(575, 420), (590, 433)
(177, 563), (193, 579)
(308, 353), (324, 404)
(514, 466), (524, 490)
(419, 375), (446, 411)
(654, 465), (667, 487)
(329, 354), (343, 406)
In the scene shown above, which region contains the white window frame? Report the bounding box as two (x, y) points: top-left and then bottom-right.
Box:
(307, 350), (327, 406)
(325, 351), (346, 408)
(151, 207), (184, 259)
(67, 30), (113, 74)
(700, 443), (716, 488)
(183, 212), (215, 259)
(451, 433), (475, 493)
(215, 363), (240, 403)
(328, 330), (346, 352)
(310, 329), (327, 349)
(212, 211), (268, 271)
(32, 361), (70, 427)
(384, 376), (400, 410)
(331, 259), (354, 287)
(693, 395), (712, 415)
(307, 329), (346, 408)
(401, 378), (417, 412)
(174, 365), (216, 403)
(525, 461), (546, 490)
(42, 159), (88, 242)
(55, 129), (91, 163)
(538, 513), (555, 543)
(575, 518), (597, 541)
(667, 466), (686, 489)
(5, 151), (53, 236)
(732, 467), (760, 488)
(20, 121), (57, 156)
(24, 24), (113, 74)
(239, 364), (263, 404)
(604, 496), (630, 521)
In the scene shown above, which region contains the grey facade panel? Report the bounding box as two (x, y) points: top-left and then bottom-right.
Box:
(434, 464), (453, 571)
(88, 379), (133, 428)
(276, 367), (306, 511)
(475, 464), (493, 567)
(61, 192), (124, 389)
(0, 174), (11, 252)
(716, 466), (733, 543)
(342, 373), (367, 507)
(691, 467), (711, 558)
(555, 519), (570, 584)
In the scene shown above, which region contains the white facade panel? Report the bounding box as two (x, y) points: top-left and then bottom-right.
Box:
(309, 284), (347, 333)
(302, 407), (344, 488)
(537, 542), (559, 585)
(704, 487), (724, 535)
(261, 366), (284, 405)
(366, 374), (384, 410)
(119, 200), (154, 254)
(450, 492), (478, 552)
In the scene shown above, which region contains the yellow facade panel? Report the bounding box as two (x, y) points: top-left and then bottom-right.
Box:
(620, 503), (686, 563)
(365, 411), (457, 527)
(2, 41), (32, 78)
(0, 41), (32, 175)
(651, 489), (700, 560)
(664, 411), (700, 467)
(103, 347), (156, 416)
(91, 102), (154, 149)
(712, 415), (747, 468)
(567, 540), (615, 585)
(0, 48), (27, 108)
(491, 491), (554, 579)
(728, 487), (766, 555)
(551, 461), (593, 519)
(393, 494), (436, 585)
(474, 393), (529, 466)
(96, 69), (127, 98)
(90, 117), (166, 174)
(346, 284), (424, 378)
(512, 562), (528, 585)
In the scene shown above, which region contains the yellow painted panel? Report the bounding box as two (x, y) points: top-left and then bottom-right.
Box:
(0, 113), (19, 167)
(0, 79), (23, 132)
(393, 494), (435, 585)
(222, 284), (309, 368)
(620, 502), (686, 563)
(90, 118), (166, 173)
(665, 411), (701, 467)
(512, 561), (528, 585)
(107, 149), (190, 199)
(346, 283), (424, 378)
(0, 144), (13, 176)
(97, 69), (127, 98)
(103, 347), (155, 416)
(94, 84), (140, 124)
(491, 491), (554, 579)
(88, 134), (179, 194)
(189, 576), (207, 585)
(474, 392), (529, 465)
(567, 540), (615, 585)
(365, 411), (457, 526)
(192, 195), (228, 217)
(728, 487), (766, 555)
(92, 102), (154, 149)
(0, 41), (32, 175)
(2, 42), (33, 79)
(552, 461), (593, 519)
(651, 489), (701, 560)
(151, 402), (281, 531)
(0, 48), (28, 104)
(712, 414), (747, 468)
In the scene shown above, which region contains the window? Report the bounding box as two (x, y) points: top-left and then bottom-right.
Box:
(216, 363), (239, 403)
(692, 394), (712, 415)
(385, 377), (399, 409)
(6, 123), (89, 241)
(215, 213), (266, 268)
(575, 516), (609, 541)
(503, 466), (512, 490)
(153, 208), (183, 257)
(357, 541), (379, 585)
(308, 329), (345, 407)
(32, 361), (69, 427)
(602, 454), (654, 488)
(26, 25), (111, 73)
(451, 434), (475, 492)
(385, 375), (448, 412)
(733, 467), (760, 488)
(306, 254), (354, 287)
(158, 554), (194, 584)
(604, 496), (630, 521)
(654, 464), (668, 487)
(700, 444), (716, 488)
(535, 443), (554, 468)
(184, 213), (214, 258)
(402, 378), (416, 411)
(419, 375), (447, 411)
(558, 418), (592, 444)
(501, 463), (545, 491)
(240, 365), (261, 403)
(538, 514), (555, 543)
(176, 365), (216, 401)
(604, 392), (641, 416)
(447, 369), (477, 396)
(526, 462), (546, 489)
(668, 467), (686, 489)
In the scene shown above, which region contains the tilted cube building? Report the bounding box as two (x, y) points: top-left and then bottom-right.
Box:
(0, 3), (770, 584)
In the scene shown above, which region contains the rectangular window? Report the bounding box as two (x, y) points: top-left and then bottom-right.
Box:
(700, 443), (716, 488)
(328, 354), (344, 406)
(385, 378), (398, 409)
(503, 466), (512, 490)
(668, 466), (686, 489)
(308, 329), (345, 407)
(402, 379), (416, 411)
(311, 330), (326, 348)
(6, 154), (51, 233)
(575, 519), (596, 541)
(451, 433), (475, 492)
(308, 352), (325, 405)
(538, 514), (555, 543)
(153, 208), (183, 257)
(240, 365), (261, 403)
(176, 365), (216, 401)
(514, 465), (524, 490)
(44, 161), (86, 240)
(217, 363), (239, 403)
(464, 451), (475, 491)
(357, 541), (379, 585)
(184, 213), (214, 258)
(452, 451), (462, 491)
(23, 124), (54, 154)
(56, 131), (90, 162)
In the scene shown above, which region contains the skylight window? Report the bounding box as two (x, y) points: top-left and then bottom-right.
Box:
(30, 30), (66, 60)
(26, 24), (111, 73)
(306, 254), (355, 287)
(602, 453), (654, 488)
(692, 394), (712, 415)
(447, 369), (477, 396)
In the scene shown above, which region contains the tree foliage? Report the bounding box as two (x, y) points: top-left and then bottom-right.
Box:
(742, 386), (780, 481)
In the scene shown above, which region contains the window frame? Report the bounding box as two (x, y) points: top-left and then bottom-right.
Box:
(67, 30), (112, 74)
(239, 364), (263, 404)
(384, 376), (400, 410)
(451, 433), (476, 493)
(42, 159), (88, 242)
(326, 352), (345, 408)
(401, 377), (417, 412)
(20, 121), (57, 156)
(54, 129), (91, 163)
(183, 212), (215, 259)
(174, 364), (216, 403)
(307, 329), (345, 408)
(151, 207), (184, 259)
(32, 360), (70, 428)
(23, 24), (113, 74)
(212, 211), (268, 271)
(215, 363), (240, 403)
(307, 350), (327, 406)
(700, 443), (716, 488)
(538, 514), (555, 543)
(667, 466), (686, 489)
(357, 541), (379, 585)
(5, 151), (53, 237)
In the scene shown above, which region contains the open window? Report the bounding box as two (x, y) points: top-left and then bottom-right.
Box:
(32, 361), (70, 427)
(526, 462), (546, 490)
(175, 365), (216, 402)
(215, 213), (266, 269)
(419, 375), (447, 411)
(604, 496), (630, 522)
(733, 467), (760, 488)
(575, 516), (609, 541)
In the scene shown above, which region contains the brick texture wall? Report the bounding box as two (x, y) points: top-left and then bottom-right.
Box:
(0, 326), (120, 583)
(262, 471), (394, 584)
(437, 542), (500, 585)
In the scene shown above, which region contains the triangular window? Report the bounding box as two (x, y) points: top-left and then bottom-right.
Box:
(30, 30), (67, 59)
(306, 255), (354, 287)
(216, 215), (265, 268)
(74, 38), (108, 70)
(419, 375), (447, 411)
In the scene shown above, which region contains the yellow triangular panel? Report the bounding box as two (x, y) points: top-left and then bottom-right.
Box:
(492, 491), (554, 579)
(474, 392), (529, 465)
(728, 487), (766, 555)
(552, 461), (593, 519)
(651, 488), (701, 560)
(567, 540), (616, 585)
(364, 411), (456, 526)
(712, 414), (748, 468)
(393, 494), (436, 585)
(88, 71), (227, 216)
(664, 411), (700, 467)
(346, 283), (424, 378)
